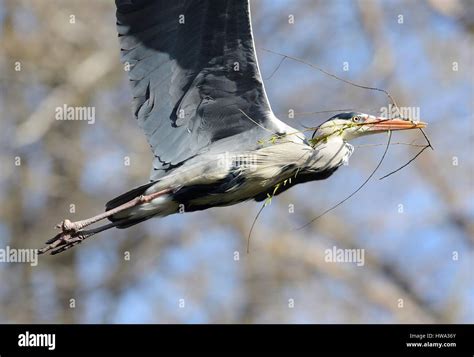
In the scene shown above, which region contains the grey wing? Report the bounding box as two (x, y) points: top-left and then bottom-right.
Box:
(116, 0), (286, 181)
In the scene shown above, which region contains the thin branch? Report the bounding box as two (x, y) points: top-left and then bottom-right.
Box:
(378, 127), (434, 180)
(264, 55), (287, 80)
(261, 48), (400, 110)
(238, 108), (275, 134)
(356, 142), (426, 148)
(379, 145), (430, 180)
(247, 202), (267, 254)
(420, 127), (435, 150)
(296, 130), (393, 230)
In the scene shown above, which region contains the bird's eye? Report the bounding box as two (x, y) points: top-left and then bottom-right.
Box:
(352, 115), (362, 123)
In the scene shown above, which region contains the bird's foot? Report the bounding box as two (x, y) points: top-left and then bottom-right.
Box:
(39, 222), (89, 255)
(40, 213), (117, 255)
(40, 218), (118, 255)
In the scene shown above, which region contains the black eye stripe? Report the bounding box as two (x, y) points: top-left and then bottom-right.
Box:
(328, 112), (362, 121)
(335, 112), (355, 120)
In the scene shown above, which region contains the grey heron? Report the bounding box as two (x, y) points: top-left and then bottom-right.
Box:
(39, 0), (426, 255)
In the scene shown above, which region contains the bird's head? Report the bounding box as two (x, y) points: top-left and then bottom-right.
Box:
(311, 112), (427, 145)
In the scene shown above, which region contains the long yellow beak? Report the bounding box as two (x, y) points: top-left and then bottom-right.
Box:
(366, 118), (427, 132)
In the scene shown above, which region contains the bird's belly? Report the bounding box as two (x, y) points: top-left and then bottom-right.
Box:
(186, 176), (270, 209)
(110, 173), (277, 222)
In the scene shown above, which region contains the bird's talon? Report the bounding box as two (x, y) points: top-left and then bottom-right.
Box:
(40, 229), (86, 255)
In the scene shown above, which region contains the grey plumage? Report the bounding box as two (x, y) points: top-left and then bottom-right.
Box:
(116, 0), (288, 182)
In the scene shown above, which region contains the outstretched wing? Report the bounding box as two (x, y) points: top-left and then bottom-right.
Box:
(116, 0), (286, 181)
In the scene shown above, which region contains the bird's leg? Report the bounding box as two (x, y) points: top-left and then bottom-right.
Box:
(54, 187), (173, 232)
(39, 187), (173, 255)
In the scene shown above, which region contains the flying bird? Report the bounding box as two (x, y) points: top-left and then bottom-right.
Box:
(40, 0), (426, 254)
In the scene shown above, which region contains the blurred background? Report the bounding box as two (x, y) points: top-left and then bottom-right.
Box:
(0, 0), (473, 323)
